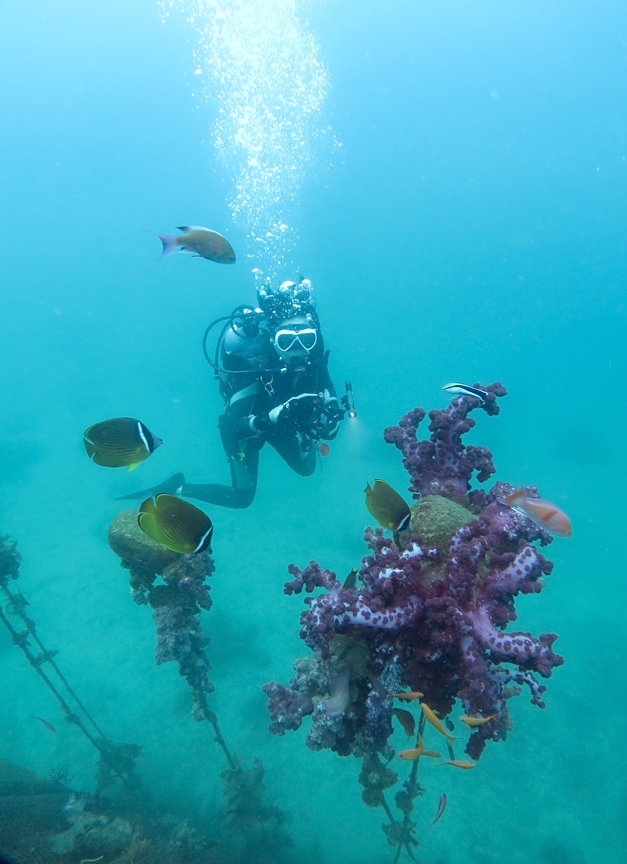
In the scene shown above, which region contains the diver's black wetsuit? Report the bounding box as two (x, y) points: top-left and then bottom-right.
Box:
(181, 319), (340, 509)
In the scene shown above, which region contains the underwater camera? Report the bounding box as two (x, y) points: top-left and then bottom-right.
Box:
(342, 380), (357, 419)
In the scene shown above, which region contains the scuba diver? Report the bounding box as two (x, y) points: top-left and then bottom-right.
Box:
(120, 278), (347, 509)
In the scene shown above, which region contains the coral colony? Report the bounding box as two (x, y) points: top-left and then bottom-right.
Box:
(0, 385), (567, 864)
(107, 511), (292, 860)
(264, 384), (564, 855)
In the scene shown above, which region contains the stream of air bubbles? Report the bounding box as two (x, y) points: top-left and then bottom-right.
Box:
(159, 0), (336, 279)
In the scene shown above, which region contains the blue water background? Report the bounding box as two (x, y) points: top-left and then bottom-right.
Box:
(1, 1), (626, 861)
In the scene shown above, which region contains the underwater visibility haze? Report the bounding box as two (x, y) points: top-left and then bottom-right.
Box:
(1, 1), (626, 862)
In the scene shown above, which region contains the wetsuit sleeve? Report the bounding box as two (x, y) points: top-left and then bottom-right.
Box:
(227, 386), (282, 438)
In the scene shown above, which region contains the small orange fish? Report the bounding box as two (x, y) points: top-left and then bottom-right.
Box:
(422, 750), (442, 758)
(398, 748), (422, 761)
(500, 486), (572, 537)
(459, 714), (498, 727)
(390, 691), (424, 702)
(393, 708), (416, 739)
(398, 734), (424, 761)
(421, 703), (457, 744)
(438, 760), (475, 770)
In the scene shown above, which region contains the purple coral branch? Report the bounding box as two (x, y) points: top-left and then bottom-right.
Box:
(383, 382), (507, 499)
(265, 384), (565, 761)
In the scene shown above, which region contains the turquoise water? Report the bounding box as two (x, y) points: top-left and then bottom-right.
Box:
(0, 1), (625, 861)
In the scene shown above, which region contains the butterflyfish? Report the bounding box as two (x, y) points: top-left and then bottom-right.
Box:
(398, 734), (424, 761)
(138, 494), (213, 555)
(430, 793), (447, 827)
(442, 382), (489, 402)
(393, 708), (416, 739)
(364, 480), (411, 533)
(343, 568), (358, 590)
(421, 703), (458, 744)
(390, 691), (424, 702)
(438, 760), (475, 770)
(156, 226), (236, 264)
(459, 714), (498, 727)
(500, 485), (572, 537)
(84, 418), (162, 471)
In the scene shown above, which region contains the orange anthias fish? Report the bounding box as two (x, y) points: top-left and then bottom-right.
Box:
(500, 486), (572, 537)
(422, 750), (442, 758)
(421, 703), (458, 744)
(459, 714), (498, 727)
(398, 734), (424, 761)
(155, 226), (236, 264)
(390, 691), (424, 702)
(439, 760), (476, 770)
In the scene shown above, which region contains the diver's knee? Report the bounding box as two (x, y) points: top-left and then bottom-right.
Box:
(232, 487), (256, 508)
(295, 452), (316, 477)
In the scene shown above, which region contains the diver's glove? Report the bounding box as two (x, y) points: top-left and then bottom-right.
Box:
(246, 394), (319, 435)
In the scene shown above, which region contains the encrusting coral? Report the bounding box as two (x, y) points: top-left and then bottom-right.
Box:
(108, 511), (295, 862)
(109, 510), (227, 745)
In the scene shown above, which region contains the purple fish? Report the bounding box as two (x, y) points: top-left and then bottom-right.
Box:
(35, 716), (56, 734)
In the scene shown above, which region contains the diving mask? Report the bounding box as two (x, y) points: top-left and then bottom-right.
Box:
(273, 326), (318, 354)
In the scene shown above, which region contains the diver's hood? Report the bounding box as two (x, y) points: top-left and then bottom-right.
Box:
(257, 278), (315, 325)
(275, 315), (312, 329)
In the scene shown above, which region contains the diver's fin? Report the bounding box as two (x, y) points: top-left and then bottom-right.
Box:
(115, 472), (186, 501)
